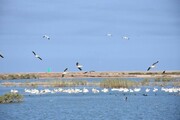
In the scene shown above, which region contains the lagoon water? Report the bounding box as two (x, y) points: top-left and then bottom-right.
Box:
(0, 78), (180, 120)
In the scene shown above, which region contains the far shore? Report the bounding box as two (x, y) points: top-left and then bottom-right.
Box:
(0, 71), (180, 80)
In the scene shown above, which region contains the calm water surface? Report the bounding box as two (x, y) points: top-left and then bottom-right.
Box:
(0, 78), (180, 120)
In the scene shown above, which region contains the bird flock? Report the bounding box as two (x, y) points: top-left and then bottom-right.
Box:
(0, 34), (166, 74)
(9, 87), (180, 95)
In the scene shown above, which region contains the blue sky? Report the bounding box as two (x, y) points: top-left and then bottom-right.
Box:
(0, 0), (180, 73)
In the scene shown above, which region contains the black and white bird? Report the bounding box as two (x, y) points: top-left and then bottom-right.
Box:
(43, 35), (50, 40)
(62, 68), (68, 77)
(122, 36), (129, 40)
(0, 53), (4, 58)
(76, 62), (83, 71)
(32, 51), (42, 60)
(147, 61), (159, 71)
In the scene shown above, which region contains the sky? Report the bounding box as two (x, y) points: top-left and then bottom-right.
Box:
(0, 0), (180, 73)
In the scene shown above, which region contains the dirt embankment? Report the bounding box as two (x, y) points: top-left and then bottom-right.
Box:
(0, 71), (180, 80)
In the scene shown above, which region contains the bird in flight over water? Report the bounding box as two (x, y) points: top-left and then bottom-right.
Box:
(43, 35), (50, 40)
(62, 68), (68, 77)
(147, 61), (159, 71)
(122, 36), (130, 40)
(76, 62), (83, 71)
(32, 51), (42, 60)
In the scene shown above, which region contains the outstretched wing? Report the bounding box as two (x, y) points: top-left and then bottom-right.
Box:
(0, 54), (4, 58)
(64, 68), (68, 72)
(147, 67), (151, 71)
(78, 67), (82, 71)
(76, 62), (79, 66)
(38, 57), (42, 60)
(32, 51), (36, 56)
(152, 61), (159, 66)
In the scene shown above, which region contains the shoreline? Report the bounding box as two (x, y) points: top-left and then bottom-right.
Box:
(0, 71), (180, 80)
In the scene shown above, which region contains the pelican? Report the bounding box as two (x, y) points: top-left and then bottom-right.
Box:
(147, 61), (159, 71)
(145, 88), (150, 92)
(76, 62), (83, 71)
(43, 35), (50, 40)
(0, 53), (4, 58)
(32, 51), (42, 60)
(62, 68), (68, 77)
(122, 36), (129, 40)
(107, 33), (112, 37)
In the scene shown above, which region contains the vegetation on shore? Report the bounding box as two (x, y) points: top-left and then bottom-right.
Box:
(100, 79), (138, 88)
(2, 80), (87, 87)
(0, 71), (180, 80)
(0, 93), (23, 104)
(0, 74), (37, 80)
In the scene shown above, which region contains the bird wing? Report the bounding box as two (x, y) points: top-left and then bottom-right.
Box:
(152, 61), (159, 66)
(38, 57), (42, 60)
(0, 54), (4, 58)
(32, 51), (36, 55)
(78, 67), (82, 71)
(64, 68), (68, 72)
(76, 62), (79, 66)
(147, 67), (151, 71)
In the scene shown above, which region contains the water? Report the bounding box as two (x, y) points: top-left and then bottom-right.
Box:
(0, 78), (180, 120)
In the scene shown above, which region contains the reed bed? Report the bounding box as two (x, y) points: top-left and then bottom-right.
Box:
(1, 80), (87, 87)
(100, 79), (138, 88)
(0, 93), (23, 104)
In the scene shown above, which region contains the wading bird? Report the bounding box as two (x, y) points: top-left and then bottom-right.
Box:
(147, 61), (159, 71)
(43, 35), (50, 40)
(62, 68), (68, 77)
(32, 51), (42, 60)
(76, 62), (83, 71)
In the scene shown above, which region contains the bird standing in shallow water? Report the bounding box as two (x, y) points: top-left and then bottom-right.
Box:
(32, 51), (42, 60)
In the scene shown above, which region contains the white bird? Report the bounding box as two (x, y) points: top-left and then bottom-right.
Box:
(107, 33), (112, 37)
(0, 52), (4, 58)
(147, 61), (159, 71)
(145, 88), (150, 92)
(83, 88), (89, 93)
(153, 88), (158, 92)
(43, 35), (50, 40)
(101, 88), (109, 93)
(32, 51), (42, 60)
(76, 62), (83, 71)
(92, 88), (99, 93)
(122, 36), (129, 40)
(62, 68), (68, 77)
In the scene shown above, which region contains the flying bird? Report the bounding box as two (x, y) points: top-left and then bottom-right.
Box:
(32, 51), (42, 60)
(147, 61), (159, 71)
(162, 70), (166, 74)
(76, 62), (83, 71)
(0, 53), (4, 58)
(106, 33), (112, 37)
(43, 35), (50, 40)
(122, 36), (129, 40)
(62, 68), (68, 77)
